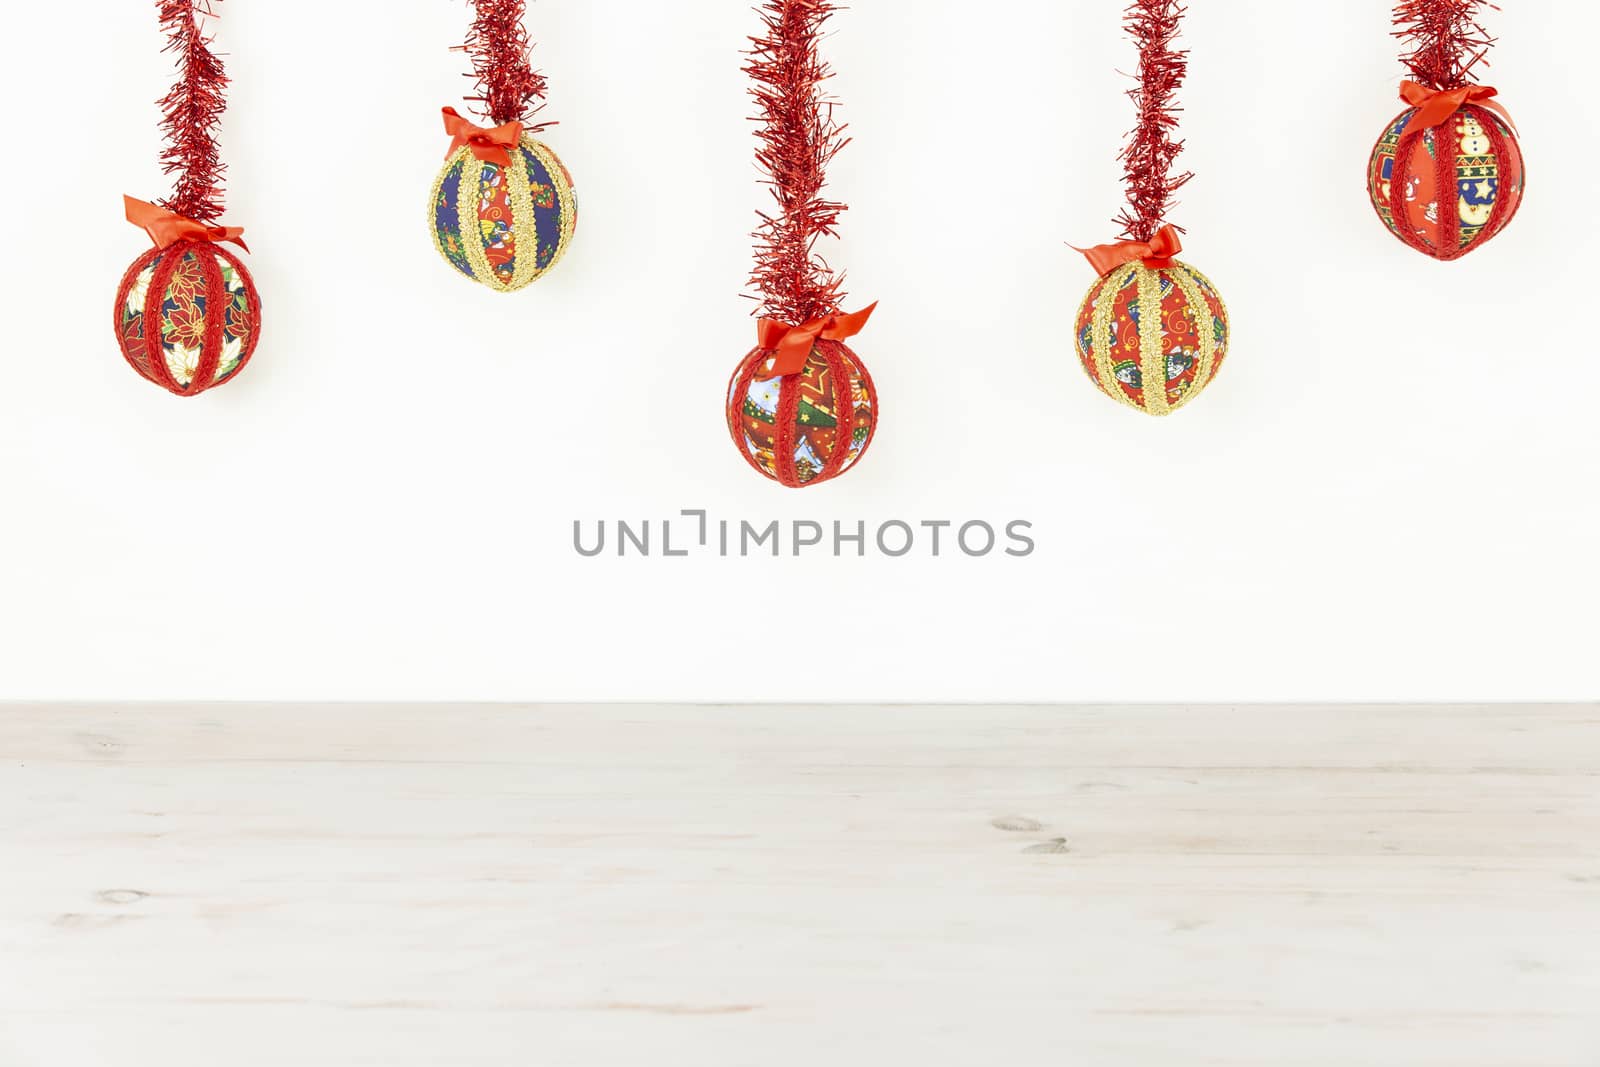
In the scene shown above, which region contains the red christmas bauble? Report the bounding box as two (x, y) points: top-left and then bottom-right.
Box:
(114, 240), (260, 396)
(727, 339), (877, 488)
(1368, 103), (1525, 260)
(1074, 259), (1229, 416)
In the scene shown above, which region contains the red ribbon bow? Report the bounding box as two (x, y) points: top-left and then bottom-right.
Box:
(1075, 224), (1183, 277)
(124, 196), (248, 253)
(442, 107), (524, 166)
(1400, 80), (1516, 134)
(754, 303), (878, 380)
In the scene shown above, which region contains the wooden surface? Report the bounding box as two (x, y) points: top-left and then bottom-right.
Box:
(1, 705), (1597, 1067)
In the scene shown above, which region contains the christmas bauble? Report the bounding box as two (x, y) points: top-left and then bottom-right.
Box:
(114, 240), (260, 397)
(727, 339), (877, 487)
(1368, 104), (1524, 260)
(430, 136), (577, 292)
(1074, 260), (1229, 416)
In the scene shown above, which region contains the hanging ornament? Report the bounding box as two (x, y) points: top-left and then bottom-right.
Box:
(727, 0), (879, 488)
(114, 0), (260, 398)
(1368, 1), (1524, 260)
(1073, 0), (1229, 418)
(430, 0), (577, 293)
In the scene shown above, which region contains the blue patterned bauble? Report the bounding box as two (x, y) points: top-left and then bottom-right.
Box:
(430, 119), (577, 293)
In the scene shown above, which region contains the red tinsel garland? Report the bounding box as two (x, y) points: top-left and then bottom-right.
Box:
(1394, 0), (1496, 91)
(461, 0), (551, 129)
(746, 0), (851, 326)
(1114, 0), (1193, 244)
(156, 0), (229, 224)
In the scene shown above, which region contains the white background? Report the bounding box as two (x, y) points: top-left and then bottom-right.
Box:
(0, 1), (1594, 703)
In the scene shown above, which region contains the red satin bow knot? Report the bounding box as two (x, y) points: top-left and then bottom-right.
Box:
(1400, 80), (1516, 133)
(442, 107), (524, 166)
(754, 303), (878, 380)
(124, 196), (248, 253)
(1076, 224), (1183, 277)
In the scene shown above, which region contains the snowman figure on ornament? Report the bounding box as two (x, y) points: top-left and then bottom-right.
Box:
(1457, 114), (1492, 154)
(1362, 0), (1526, 261)
(1455, 114), (1498, 229)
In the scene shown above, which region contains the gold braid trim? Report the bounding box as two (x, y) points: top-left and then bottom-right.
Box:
(1184, 263), (1230, 377)
(1137, 266), (1171, 417)
(426, 153), (452, 264)
(455, 154), (500, 290)
(1072, 285), (1097, 385)
(428, 149), (483, 285)
(1091, 265), (1139, 411)
(1167, 264), (1217, 415)
(525, 137), (578, 278)
(504, 149), (541, 291)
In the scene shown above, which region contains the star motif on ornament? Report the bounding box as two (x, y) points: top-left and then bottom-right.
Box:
(1474, 179), (1493, 200)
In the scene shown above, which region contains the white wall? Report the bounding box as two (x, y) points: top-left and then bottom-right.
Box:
(0, 0), (1594, 703)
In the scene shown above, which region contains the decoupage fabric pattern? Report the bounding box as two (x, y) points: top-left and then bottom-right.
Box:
(1074, 261), (1228, 416)
(114, 0), (258, 398)
(1368, 106), (1524, 259)
(115, 242), (259, 396)
(727, 340), (876, 488)
(431, 137), (577, 292)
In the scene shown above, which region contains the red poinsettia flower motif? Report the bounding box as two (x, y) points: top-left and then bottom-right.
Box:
(163, 300), (208, 349)
(121, 315), (148, 366)
(165, 254), (207, 304)
(224, 294), (254, 340)
(531, 182), (556, 210)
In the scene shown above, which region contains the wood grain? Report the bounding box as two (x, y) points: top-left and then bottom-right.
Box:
(1, 705), (1597, 1067)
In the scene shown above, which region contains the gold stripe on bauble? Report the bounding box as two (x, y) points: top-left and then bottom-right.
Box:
(1136, 266), (1170, 417)
(455, 152), (499, 288)
(504, 148), (541, 292)
(524, 137), (577, 279)
(1168, 263), (1217, 415)
(1092, 264), (1140, 411)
